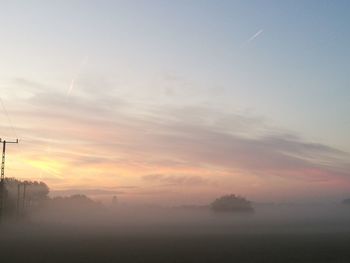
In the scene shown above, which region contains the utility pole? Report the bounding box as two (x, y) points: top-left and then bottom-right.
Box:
(0, 138), (19, 222)
(22, 183), (26, 212)
(17, 184), (20, 219)
(16, 183), (26, 219)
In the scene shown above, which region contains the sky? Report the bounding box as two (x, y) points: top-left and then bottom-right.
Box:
(0, 0), (349, 205)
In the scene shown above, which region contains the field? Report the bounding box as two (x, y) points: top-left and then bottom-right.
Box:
(1, 205), (350, 263)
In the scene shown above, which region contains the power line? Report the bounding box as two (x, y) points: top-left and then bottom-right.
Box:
(0, 97), (19, 139)
(0, 97), (24, 168)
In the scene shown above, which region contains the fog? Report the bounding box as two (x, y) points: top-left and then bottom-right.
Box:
(1, 199), (350, 263)
(6, 200), (350, 234)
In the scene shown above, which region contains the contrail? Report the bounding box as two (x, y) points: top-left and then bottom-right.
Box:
(241, 29), (264, 47)
(67, 78), (75, 97)
(247, 29), (263, 43)
(66, 56), (89, 97)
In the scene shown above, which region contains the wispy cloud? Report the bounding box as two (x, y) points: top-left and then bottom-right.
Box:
(4, 77), (350, 201)
(15, 92), (350, 181)
(142, 174), (210, 186)
(50, 188), (125, 196)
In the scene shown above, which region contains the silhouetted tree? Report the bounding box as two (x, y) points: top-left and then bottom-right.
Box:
(3, 178), (49, 217)
(211, 194), (254, 212)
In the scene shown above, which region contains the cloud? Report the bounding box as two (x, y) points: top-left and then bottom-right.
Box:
(4, 77), (350, 194)
(142, 174), (210, 186)
(12, 78), (47, 91)
(50, 188), (123, 196)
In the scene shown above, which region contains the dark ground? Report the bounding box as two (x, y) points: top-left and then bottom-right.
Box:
(1, 205), (350, 263)
(1, 225), (350, 263)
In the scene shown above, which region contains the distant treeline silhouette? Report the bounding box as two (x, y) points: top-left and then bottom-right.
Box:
(2, 178), (101, 220)
(210, 194), (254, 212)
(2, 178), (49, 217)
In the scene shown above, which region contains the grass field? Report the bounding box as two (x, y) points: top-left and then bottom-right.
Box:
(1, 205), (350, 263)
(1, 228), (350, 263)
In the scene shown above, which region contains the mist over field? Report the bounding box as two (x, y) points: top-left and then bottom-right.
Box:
(17, 201), (350, 232)
(1, 200), (350, 263)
